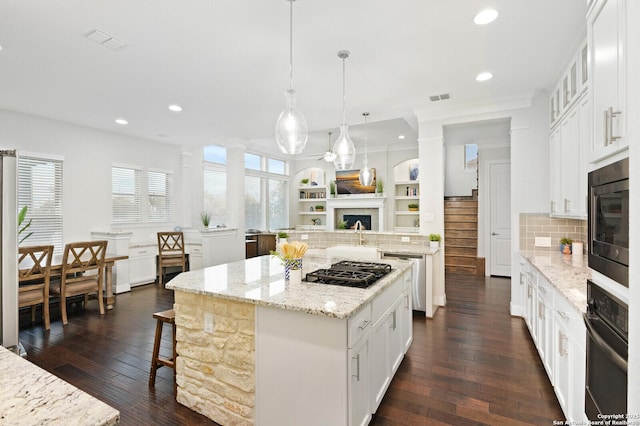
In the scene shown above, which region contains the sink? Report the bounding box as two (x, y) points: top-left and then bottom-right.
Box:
(325, 245), (379, 261)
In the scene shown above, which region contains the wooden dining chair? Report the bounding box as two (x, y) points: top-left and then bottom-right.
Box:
(18, 245), (54, 330)
(49, 240), (107, 325)
(157, 232), (186, 285)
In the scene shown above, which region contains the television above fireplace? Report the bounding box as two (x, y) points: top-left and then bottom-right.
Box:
(335, 169), (376, 194)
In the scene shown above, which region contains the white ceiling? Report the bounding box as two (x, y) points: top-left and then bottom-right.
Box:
(0, 0), (586, 156)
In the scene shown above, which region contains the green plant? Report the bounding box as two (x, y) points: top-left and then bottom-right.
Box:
(200, 211), (211, 227)
(329, 181), (336, 195)
(560, 237), (573, 245)
(18, 206), (33, 244)
(429, 233), (441, 242)
(408, 203), (419, 209)
(315, 205), (324, 210)
(337, 220), (348, 229)
(277, 231), (289, 239)
(300, 178), (310, 185)
(376, 179), (384, 193)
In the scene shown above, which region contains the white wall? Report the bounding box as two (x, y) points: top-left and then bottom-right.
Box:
(444, 144), (477, 197)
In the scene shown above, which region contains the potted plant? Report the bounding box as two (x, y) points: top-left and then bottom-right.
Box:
(408, 203), (419, 211)
(376, 179), (384, 196)
(311, 218), (321, 225)
(337, 220), (348, 230)
(277, 231), (289, 244)
(560, 237), (573, 254)
(315, 204), (325, 212)
(429, 233), (441, 249)
(200, 211), (211, 229)
(329, 181), (336, 198)
(300, 178), (310, 186)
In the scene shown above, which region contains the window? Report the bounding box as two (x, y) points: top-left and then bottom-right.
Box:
(112, 166), (142, 223)
(465, 144), (479, 170)
(204, 145), (226, 164)
(203, 164), (227, 226)
(112, 166), (172, 223)
(148, 170), (173, 222)
(18, 154), (63, 251)
(244, 152), (288, 231)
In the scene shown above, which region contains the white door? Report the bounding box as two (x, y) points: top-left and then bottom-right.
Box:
(490, 162), (511, 277)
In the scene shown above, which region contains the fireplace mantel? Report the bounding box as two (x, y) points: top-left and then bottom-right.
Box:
(326, 196), (386, 231)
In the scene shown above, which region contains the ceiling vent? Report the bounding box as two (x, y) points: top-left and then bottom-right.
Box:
(429, 93), (451, 102)
(85, 29), (127, 50)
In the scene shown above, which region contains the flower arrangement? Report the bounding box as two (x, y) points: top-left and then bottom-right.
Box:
(560, 237), (573, 254)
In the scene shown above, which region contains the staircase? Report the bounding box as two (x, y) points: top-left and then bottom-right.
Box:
(444, 193), (484, 276)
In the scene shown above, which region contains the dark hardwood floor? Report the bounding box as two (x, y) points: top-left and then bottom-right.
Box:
(19, 273), (563, 426)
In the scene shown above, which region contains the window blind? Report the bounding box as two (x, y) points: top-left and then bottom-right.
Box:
(18, 155), (63, 252)
(112, 166), (142, 223)
(148, 170), (173, 222)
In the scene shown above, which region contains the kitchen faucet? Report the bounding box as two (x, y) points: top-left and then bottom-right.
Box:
(354, 220), (365, 246)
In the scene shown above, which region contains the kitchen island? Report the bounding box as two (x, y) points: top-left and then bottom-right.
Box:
(166, 254), (414, 426)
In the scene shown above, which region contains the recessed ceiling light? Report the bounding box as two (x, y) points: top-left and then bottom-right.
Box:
(398, 135), (406, 140)
(476, 72), (493, 82)
(474, 9), (498, 25)
(168, 104), (182, 112)
(115, 118), (128, 125)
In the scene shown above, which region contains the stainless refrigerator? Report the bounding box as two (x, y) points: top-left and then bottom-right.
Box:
(0, 150), (19, 353)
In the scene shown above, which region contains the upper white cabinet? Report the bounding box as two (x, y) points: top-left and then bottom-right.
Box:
(588, 0), (627, 162)
(548, 36), (589, 219)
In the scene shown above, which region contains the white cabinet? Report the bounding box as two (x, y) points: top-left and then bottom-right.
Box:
(536, 277), (554, 380)
(589, 0), (627, 161)
(256, 269), (413, 426)
(128, 246), (156, 286)
(520, 257), (587, 422)
(549, 93), (589, 219)
(349, 338), (370, 426)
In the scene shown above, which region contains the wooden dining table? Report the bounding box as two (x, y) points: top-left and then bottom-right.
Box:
(49, 255), (128, 310)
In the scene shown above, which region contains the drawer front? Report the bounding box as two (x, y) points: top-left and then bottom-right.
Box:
(348, 303), (372, 348)
(371, 275), (403, 322)
(130, 246), (156, 258)
(537, 276), (554, 305)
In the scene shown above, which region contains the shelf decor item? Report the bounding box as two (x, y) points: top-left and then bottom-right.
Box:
(314, 204), (324, 211)
(277, 231), (289, 244)
(376, 179), (384, 196)
(300, 178), (310, 186)
(329, 181), (336, 198)
(560, 237), (573, 254)
(200, 211), (211, 228)
(275, 0), (308, 155)
(429, 233), (441, 249)
(408, 203), (419, 211)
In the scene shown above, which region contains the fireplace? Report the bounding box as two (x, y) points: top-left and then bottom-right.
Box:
(326, 196), (385, 232)
(343, 215), (371, 230)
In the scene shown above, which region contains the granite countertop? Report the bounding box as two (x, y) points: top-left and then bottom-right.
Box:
(166, 254), (413, 320)
(378, 244), (439, 256)
(0, 346), (120, 426)
(520, 251), (591, 313)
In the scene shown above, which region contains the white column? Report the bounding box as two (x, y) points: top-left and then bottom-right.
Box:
(181, 151), (193, 228)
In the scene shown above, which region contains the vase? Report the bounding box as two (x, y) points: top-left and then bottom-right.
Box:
(430, 241), (439, 250)
(284, 258), (303, 281)
(560, 243), (572, 254)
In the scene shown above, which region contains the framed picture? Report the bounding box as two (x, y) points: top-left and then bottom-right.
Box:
(309, 170), (324, 186)
(409, 163), (419, 181)
(335, 169), (376, 194)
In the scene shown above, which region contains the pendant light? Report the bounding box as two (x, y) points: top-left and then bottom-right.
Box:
(333, 50), (356, 170)
(275, 0), (308, 155)
(359, 112), (374, 186)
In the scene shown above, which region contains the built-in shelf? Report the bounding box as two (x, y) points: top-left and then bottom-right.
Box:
(395, 196), (419, 200)
(299, 211), (326, 215)
(393, 159), (420, 231)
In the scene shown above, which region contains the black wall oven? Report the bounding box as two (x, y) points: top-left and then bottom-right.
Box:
(584, 280), (628, 419)
(588, 157), (629, 287)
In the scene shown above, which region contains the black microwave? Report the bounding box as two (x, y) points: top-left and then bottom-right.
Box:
(588, 157), (629, 287)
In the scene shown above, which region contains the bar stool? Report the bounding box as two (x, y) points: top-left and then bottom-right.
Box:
(149, 309), (177, 394)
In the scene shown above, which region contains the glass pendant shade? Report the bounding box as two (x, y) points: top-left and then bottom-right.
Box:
(275, 90), (308, 154)
(333, 123), (356, 170)
(359, 158), (374, 186)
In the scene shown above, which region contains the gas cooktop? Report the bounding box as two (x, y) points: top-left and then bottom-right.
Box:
(305, 261), (392, 289)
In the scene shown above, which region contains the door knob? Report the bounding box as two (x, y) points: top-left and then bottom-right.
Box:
(491, 232), (499, 236)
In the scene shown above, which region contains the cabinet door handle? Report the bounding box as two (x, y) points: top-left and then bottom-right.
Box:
(358, 320), (370, 330)
(550, 200), (555, 213)
(520, 273), (525, 286)
(352, 354), (360, 381)
(604, 109), (610, 146)
(389, 310), (397, 330)
(609, 107), (621, 143)
(539, 286), (546, 294)
(558, 332), (568, 356)
(538, 301), (544, 319)
(557, 310), (569, 320)
(527, 284), (532, 299)
(404, 294), (410, 310)
(563, 198), (570, 213)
